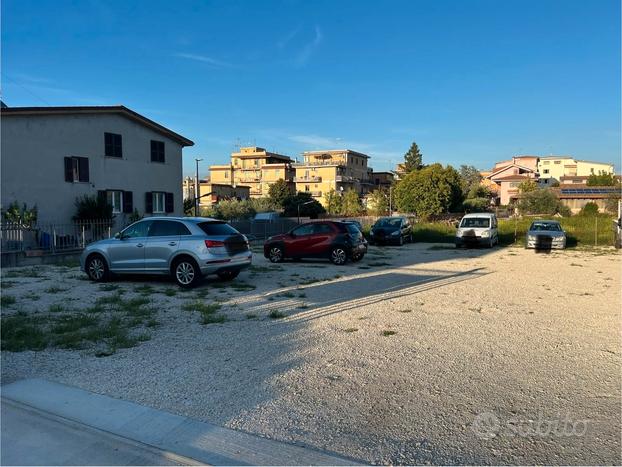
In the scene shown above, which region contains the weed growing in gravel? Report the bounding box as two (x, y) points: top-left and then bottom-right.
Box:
(231, 282), (256, 291)
(246, 313), (257, 319)
(95, 292), (125, 306)
(48, 304), (65, 313)
(163, 288), (177, 297)
(44, 286), (68, 294)
(1, 281), (16, 289)
(344, 328), (358, 333)
(4, 268), (44, 278)
(277, 291), (295, 298)
(269, 309), (286, 319)
(146, 318), (159, 327)
(99, 284), (120, 292)
(381, 330), (397, 336)
(133, 284), (154, 295)
(1, 313), (48, 351)
(1, 295), (16, 306)
(23, 292), (40, 301)
(201, 313), (227, 324)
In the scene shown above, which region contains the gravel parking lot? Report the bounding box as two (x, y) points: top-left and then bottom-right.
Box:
(2, 244), (620, 465)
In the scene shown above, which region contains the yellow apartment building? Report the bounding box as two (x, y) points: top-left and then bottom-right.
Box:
(183, 177), (250, 207)
(294, 149), (373, 206)
(208, 146), (295, 198)
(538, 156), (613, 183)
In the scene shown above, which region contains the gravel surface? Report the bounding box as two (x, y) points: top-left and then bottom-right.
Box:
(2, 244), (620, 464)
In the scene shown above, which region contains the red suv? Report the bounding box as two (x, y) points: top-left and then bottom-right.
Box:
(263, 221), (367, 265)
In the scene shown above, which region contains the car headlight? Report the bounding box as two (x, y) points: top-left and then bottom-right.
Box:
(391, 230), (400, 236)
(554, 235), (565, 240)
(481, 231), (490, 238)
(527, 235), (536, 241)
(456, 229), (463, 237)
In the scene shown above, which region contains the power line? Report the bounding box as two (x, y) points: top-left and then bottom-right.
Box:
(1, 73), (51, 105)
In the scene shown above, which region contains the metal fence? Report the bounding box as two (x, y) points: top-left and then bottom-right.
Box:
(229, 219), (300, 241)
(1, 220), (115, 253)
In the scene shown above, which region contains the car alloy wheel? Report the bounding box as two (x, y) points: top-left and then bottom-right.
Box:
(88, 257), (106, 281)
(269, 246), (283, 263)
(330, 247), (347, 265)
(176, 261), (196, 286)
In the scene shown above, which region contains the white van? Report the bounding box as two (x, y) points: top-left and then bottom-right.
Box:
(455, 213), (498, 248)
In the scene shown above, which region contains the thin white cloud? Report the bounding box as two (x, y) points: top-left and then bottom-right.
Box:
(174, 53), (233, 68)
(294, 25), (323, 67)
(277, 26), (301, 49)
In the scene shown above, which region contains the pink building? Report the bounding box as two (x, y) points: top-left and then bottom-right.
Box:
(485, 156), (539, 205)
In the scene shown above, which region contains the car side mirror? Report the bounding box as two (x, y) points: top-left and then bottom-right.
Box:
(455, 223), (460, 228)
(114, 232), (121, 239)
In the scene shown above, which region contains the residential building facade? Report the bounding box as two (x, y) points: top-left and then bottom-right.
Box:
(209, 146), (295, 198)
(1, 105), (193, 226)
(484, 156), (539, 205)
(294, 149), (373, 206)
(371, 171), (395, 189)
(183, 177), (250, 207)
(538, 156), (613, 183)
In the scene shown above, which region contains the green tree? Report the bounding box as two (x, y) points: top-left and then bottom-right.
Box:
(283, 192), (326, 218)
(267, 179), (292, 208)
(214, 199), (255, 220)
(3, 201), (38, 227)
(604, 193), (621, 214)
(341, 189), (363, 216)
(367, 188), (390, 216)
(458, 165), (482, 196)
(183, 198), (195, 215)
(518, 180), (538, 193)
(249, 197), (276, 213)
(324, 189), (343, 216)
(517, 188), (567, 215)
(393, 163), (463, 219)
(579, 202), (600, 216)
(587, 171), (617, 186)
(73, 195), (113, 221)
(403, 141), (424, 172)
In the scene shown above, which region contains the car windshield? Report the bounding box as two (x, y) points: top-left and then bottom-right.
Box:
(460, 217), (490, 228)
(197, 222), (239, 236)
(346, 224), (361, 236)
(375, 218), (401, 228)
(530, 222), (562, 232)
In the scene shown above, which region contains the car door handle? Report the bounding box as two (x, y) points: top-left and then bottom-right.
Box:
(168, 242), (177, 246)
(136, 243), (144, 247)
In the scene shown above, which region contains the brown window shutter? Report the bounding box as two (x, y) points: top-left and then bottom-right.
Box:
(123, 191), (133, 213)
(145, 192), (153, 214)
(78, 157), (89, 182)
(64, 157), (73, 182)
(165, 192), (174, 213)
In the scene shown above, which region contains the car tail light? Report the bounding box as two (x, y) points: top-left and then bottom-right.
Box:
(205, 240), (225, 248)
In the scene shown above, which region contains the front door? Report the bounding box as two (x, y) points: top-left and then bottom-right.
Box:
(307, 223), (334, 256)
(144, 220), (185, 272)
(107, 220), (152, 271)
(286, 223), (316, 257)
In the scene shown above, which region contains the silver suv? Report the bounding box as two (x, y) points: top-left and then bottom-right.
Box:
(80, 217), (252, 287)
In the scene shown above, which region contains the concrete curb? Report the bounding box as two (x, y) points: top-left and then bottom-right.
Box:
(2, 379), (357, 466)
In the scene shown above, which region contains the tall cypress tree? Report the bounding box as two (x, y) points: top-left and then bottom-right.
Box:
(403, 141), (424, 172)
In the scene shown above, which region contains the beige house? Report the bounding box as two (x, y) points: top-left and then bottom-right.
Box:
(538, 156), (613, 184)
(294, 149), (373, 206)
(484, 157), (539, 205)
(371, 171), (395, 189)
(209, 146), (294, 198)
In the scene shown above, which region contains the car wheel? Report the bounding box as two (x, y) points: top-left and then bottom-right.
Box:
(352, 253), (364, 262)
(268, 245), (284, 263)
(398, 236), (404, 246)
(173, 257), (202, 288)
(217, 270), (239, 281)
(488, 238), (494, 248)
(86, 254), (109, 282)
(330, 247), (347, 265)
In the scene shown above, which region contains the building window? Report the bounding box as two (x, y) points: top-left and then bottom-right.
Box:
(254, 159), (260, 167)
(64, 156), (89, 183)
(152, 192), (166, 213)
(305, 185), (310, 192)
(107, 191), (123, 214)
(224, 171), (229, 179)
(590, 168), (595, 174)
(554, 161), (561, 164)
(543, 161), (549, 165)
(104, 133), (122, 157)
(543, 169), (549, 174)
(150, 140), (165, 163)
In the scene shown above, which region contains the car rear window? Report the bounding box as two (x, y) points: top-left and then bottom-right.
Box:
(197, 222), (239, 236)
(346, 224), (361, 235)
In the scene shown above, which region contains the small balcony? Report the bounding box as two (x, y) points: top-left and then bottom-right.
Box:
(335, 175), (356, 183)
(294, 176), (322, 183)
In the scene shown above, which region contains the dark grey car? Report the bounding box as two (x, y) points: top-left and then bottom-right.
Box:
(526, 220), (567, 249)
(80, 217), (252, 287)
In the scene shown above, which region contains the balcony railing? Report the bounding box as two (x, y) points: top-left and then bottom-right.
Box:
(294, 176), (322, 183)
(336, 175), (357, 183)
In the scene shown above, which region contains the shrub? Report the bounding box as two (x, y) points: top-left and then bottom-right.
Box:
(73, 195), (113, 221)
(517, 188), (565, 215)
(579, 202), (599, 216)
(462, 197), (490, 212)
(2, 201), (38, 227)
(283, 192), (326, 218)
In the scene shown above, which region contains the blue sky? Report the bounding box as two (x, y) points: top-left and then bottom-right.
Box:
(2, 0), (620, 176)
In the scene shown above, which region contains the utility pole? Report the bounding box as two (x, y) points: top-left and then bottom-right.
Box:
(195, 158), (203, 216)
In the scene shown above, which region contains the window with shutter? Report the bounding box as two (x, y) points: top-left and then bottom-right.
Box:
(104, 133), (123, 158)
(64, 156), (89, 182)
(145, 192), (153, 213)
(150, 140), (165, 163)
(123, 191), (133, 213)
